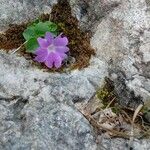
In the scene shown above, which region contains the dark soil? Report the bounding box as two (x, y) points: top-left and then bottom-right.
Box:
(51, 0), (95, 69)
(0, 24), (27, 50)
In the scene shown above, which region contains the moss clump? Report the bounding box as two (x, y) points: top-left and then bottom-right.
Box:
(97, 77), (115, 108)
(50, 0), (95, 69)
(0, 24), (27, 50)
(97, 88), (110, 100)
(111, 106), (121, 115)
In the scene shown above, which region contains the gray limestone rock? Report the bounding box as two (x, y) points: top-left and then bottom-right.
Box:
(0, 95), (97, 150)
(0, 0), (150, 149)
(90, 0), (150, 101)
(0, 51), (107, 150)
(0, 0), (57, 30)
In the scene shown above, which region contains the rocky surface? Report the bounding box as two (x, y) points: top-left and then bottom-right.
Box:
(97, 136), (150, 150)
(0, 0), (150, 150)
(0, 0), (57, 30)
(90, 0), (150, 101)
(71, 0), (150, 101)
(0, 51), (106, 150)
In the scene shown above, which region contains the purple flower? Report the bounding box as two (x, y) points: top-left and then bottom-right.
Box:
(34, 32), (69, 68)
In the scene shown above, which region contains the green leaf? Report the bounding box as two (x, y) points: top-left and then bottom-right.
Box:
(34, 21), (58, 37)
(35, 22), (50, 36)
(23, 27), (35, 41)
(45, 21), (58, 31)
(25, 38), (39, 53)
(51, 30), (58, 35)
(23, 21), (58, 41)
(23, 21), (59, 53)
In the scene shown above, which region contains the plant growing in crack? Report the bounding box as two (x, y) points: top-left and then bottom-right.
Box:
(12, 20), (70, 69)
(1, 1), (95, 70)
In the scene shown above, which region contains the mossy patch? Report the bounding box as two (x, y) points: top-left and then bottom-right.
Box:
(51, 0), (95, 69)
(0, 24), (27, 50)
(97, 77), (116, 108)
(78, 78), (150, 139)
(0, 0), (95, 70)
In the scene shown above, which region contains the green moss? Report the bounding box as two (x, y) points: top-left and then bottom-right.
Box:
(96, 78), (115, 109)
(111, 107), (121, 114)
(97, 88), (110, 100)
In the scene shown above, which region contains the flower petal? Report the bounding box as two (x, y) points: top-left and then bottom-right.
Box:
(45, 32), (54, 45)
(45, 53), (54, 68)
(51, 52), (62, 68)
(37, 37), (49, 48)
(55, 46), (69, 53)
(34, 48), (48, 62)
(54, 58), (62, 68)
(53, 36), (68, 46)
(59, 53), (68, 60)
(35, 48), (46, 55)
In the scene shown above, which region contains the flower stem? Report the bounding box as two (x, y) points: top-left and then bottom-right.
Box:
(11, 41), (27, 54)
